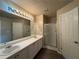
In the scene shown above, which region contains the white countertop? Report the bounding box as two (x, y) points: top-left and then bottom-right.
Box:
(0, 35), (43, 59)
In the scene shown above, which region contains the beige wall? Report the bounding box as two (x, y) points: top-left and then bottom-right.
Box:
(34, 15), (44, 35)
(57, 0), (79, 51)
(44, 16), (56, 24)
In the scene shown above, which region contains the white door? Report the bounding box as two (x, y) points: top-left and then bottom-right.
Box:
(13, 22), (23, 40)
(61, 7), (79, 59)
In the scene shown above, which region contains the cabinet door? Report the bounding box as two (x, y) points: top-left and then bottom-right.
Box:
(27, 43), (36, 59)
(7, 48), (28, 59)
(36, 39), (42, 51)
(16, 49), (28, 59)
(28, 39), (42, 59)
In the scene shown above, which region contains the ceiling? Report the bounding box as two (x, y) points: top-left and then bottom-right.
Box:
(11, 0), (73, 17)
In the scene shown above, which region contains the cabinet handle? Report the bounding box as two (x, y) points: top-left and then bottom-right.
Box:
(14, 56), (17, 58)
(16, 55), (19, 56)
(14, 55), (19, 58)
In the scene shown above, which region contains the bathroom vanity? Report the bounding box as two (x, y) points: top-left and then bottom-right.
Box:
(0, 35), (43, 59)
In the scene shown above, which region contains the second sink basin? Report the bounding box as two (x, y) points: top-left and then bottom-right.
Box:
(0, 45), (19, 56)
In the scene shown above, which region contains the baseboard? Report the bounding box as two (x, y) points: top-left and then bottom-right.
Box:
(43, 45), (62, 54)
(57, 50), (62, 54)
(43, 45), (58, 51)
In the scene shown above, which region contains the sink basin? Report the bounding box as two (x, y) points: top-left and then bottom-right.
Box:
(0, 46), (19, 56)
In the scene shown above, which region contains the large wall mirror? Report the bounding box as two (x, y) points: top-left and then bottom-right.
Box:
(0, 10), (31, 44)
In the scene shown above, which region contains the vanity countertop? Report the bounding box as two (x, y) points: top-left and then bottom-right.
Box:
(0, 35), (43, 59)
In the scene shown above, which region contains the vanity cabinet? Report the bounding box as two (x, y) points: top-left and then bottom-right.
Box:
(6, 37), (43, 59)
